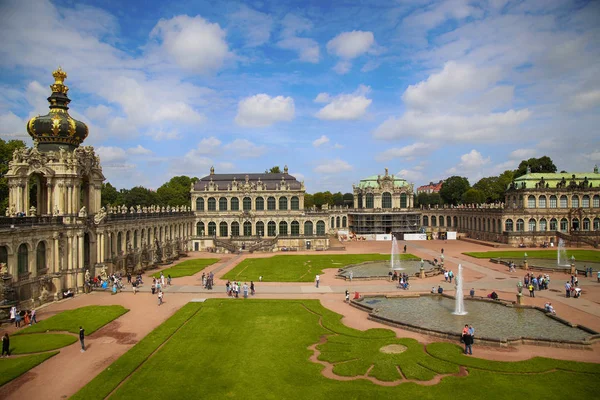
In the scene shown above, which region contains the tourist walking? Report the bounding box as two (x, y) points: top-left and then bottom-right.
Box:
(565, 281), (571, 298)
(243, 283), (249, 299)
(167, 274), (172, 286)
(315, 274), (320, 288)
(448, 270), (454, 284)
(30, 309), (37, 325)
(250, 281), (255, 295)
(9, 306), (16, 324)
(345, 289), (350, 302)
(528, 283), (535, 297)
(15, 311), (22, 328)
(158, 290), (164, 305)
(79, 326), (85, 352)
(462, 324), (473, 355)
(444, 271), (449, 282)
(2, 333), (9, 357)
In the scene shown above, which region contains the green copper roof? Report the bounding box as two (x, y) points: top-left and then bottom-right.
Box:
(510, 170), (600, 189)
(357, 174), (409, 189)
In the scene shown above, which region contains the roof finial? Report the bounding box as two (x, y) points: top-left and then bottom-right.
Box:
(526, 165), (531, 174)
(284, 165), (288, 174)
(210, 166), (214, 175)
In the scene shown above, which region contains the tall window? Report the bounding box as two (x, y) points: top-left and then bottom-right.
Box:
(0, 246), (7, 266)
(208, 222), (216, 236)
(291, 196), (299, 210)
(208, 197), (216, 211)
(594, 218), (600, 231)
(279, 221), (288, 235)
(431, 216), (437, 227)
(357, 194), (363, 209)
(231, 222), (240, 236)
(255, 197), (264, 211)
(196, 198), (204, 211)
(549, 195), (557, 208)
(594, 195), (600, 208)
(36, 241), (46, 272)
(196, 222), (205, 236)
(219, 197), (227, 211)
(400, 193), (407, 208)
(256, 221), (265, 236)
(291, 221), (300, 236)
(572, 195), (579, 208)
(316, 221), (325, 235)
(336, 216), (340, 228)
(219, 222), (228, 237)
(528, 218), (536, 232)
(366, 193), (374, 208)
(243, 221), (252, 236)
(583, 218), (590, 231)
(527, 195), (536, 208)
(550, 218), (557, 231)
(505, 219), (513, 232)
(267, 197), (276, 210)
(447, 216), (452, 227)
(560, 195), (567, 208)
(582, 195), (590, 208)
(439, 216), (444, 227)
(331, 217), (334, 227)
(304, 221), (313, 235)
(279, 197), (288, 210)
(539, 218), (547, 231)
(423, 216), (429, 226)
(560, 218), (568, 232)
(267, 221), (276, 236)
(243, 197), (252, 211)
(382, 192), (392, 209)
(538, 195), (546, 208)
(342, 216), (347, 228)
(516, 219), (524, 232)
(18, 243), (28, 275)
(231, 197), (239, 211)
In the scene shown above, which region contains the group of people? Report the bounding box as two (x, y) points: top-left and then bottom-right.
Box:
(201, 272), (214, 289)
(392, 271), (410, 290)
(565, 280), (582, 298)
(544, 302), (556, 314)
(225, 280), (255, 298)
(524, 272), (551, 297)
(461, 324), (475, 355)
(443, 269), (454, 283)
(9, 306), (37, 328)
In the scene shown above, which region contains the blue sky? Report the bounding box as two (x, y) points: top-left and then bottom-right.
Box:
(0, 0), (599, 192)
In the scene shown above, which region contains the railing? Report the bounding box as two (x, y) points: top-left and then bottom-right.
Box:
(0, 216), (64, 228)
(105, 211), (194, 221)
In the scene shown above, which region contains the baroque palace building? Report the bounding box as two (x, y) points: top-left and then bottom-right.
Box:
(0, 69), (194, 310)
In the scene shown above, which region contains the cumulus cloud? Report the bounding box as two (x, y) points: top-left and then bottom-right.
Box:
(150, 15), (232, 73)
(312, 135), (330, 147)
(277, 14), (319, 63)
(333, 61), (352, 75)
(509, 148), (537, 160)
(0, 112), (27, 136)
(313, 159), (353, 174)
(327, 30), (376, 59)
(229, 5), (273, 47)
(96, 146), (127, 163)
(376, 142), (435, 162)
(235, 94), (295, 127)
(316, 85), (372, 120)
(567, 89), (600, 111)
(396, 168), (425, 183)
(127, 145), (153, 155)
(194, 137), (222, 154)
(223, 139), (266, 158)
(446, 149), (491, 175)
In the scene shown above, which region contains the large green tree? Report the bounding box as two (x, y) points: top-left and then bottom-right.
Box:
(120, 186), (159, 207)
(439, 176), (470, 205)
(0, 139), (26, 213)
(101, 182), (119, 207)
(461, 188), (486, 204)
(514, 156), (557, 178)
(157, 175), (197, 207)
(304, 193), (314, 209)
(332, 192), (344, 206)
(265, 166), (281, 174)
(416, 192), (442, 206)
(343, 192), (354, 207)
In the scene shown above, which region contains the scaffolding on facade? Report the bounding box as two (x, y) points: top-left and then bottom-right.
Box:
(348, 211), (422, 235)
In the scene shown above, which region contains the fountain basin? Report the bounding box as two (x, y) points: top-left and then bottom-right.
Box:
(353, 295), (599, 348)
(336, 259), (437, 280)
(492, 258), (600, 273)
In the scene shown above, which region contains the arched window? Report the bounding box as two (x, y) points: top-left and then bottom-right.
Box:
(208, 222), (216, 236)
(243, 197), (252, 211)
(117, 232), (123, 251)
(267, 197), (276, 210)
(291, 221), (300, 236)
(231, 197), (239, 211)
(382, 192), (392, 209)
(231, 222), (240, 236)
(560, 218), (568, 232)
(243, 221), (252, 236)
(538, 195), (546, 208)
(256, 221), (265, 236)
(291, 196), (299, 210)
(528, 218), (536, 232)
(342, 216), (347, 228)
(572, 195), (579, 208)
(357, 194), (363, 209)
(304, 221), (313, 235)
(528, 195), (536, 208)
(18, 243), (28, 275)
(255, 197), (264, 211)
(447, 216), (452, 227)
(539, 218), (547, 231)
(336, 216), (340, 228)
(593, 195), (600, 208)
(550, 218), (557, 231)
(36, 241), (46, 272)
(582, 195), (590, 208)
(279, 221), (288, 235)
(219, 222), (228, 237)
(196, 198), (204, 211)
(366, 193), (374, 208)
(208, 197), (216, 211)
(267, 221), (276, 236)
(453, 216), (458, 227)
(431, 216), (437, 227)
(439, 216), (444, 227)
(572, 218), (580, 231)
(316, 220), (325, 235)
(516, 219), (524, 232)
(583, 218), (590, 231)
(594, 218), (600, 231)
(219, 197), (227, 211)
(0, 246), (7, 266)
(400, 193), (407, 208)
(549, 195), (557, 208)
(423, 216), (429, 226)
(279, 197), (288, 210)
(505, 219), (513, 232)
(559, 195), (567, 208)
(134, 230), (138, 248)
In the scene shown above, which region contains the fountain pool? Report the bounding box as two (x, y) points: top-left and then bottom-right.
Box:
(337, 259), (430, 279)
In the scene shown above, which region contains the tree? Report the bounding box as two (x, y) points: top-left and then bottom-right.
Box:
(332, 192), (344, 206)
(101, 182), (119, 207)
(416, 192), (441, 206)
(157, 175), (197, 207)
(121, 186), (159, 207)
(0, 139), (26, 213)
(514, 156), (557, 178)
(265, 166), (281, 174)
(461, 188), (485, 204)
(439, 176), (470, 205)
(304, 193), (314, 209)
(313, 192), (326, 208)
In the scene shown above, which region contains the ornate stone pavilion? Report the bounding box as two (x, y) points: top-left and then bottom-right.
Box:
(420, 167), (600, 247)
(191, 166), (331, 251)
(0, 69), (194, 309)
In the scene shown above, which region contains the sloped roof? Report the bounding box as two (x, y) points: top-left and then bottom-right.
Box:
(357, 174), (409, 189)
(511, 171), (600, 189)
(194, 173), (302, 191)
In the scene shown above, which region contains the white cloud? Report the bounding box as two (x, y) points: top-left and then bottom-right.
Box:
(327, 30), (376, 59)
(291, 171), (305, 182)
(583, 151), (600, 162)
(150, 15), (232, 73)
(313, 159), (353, 174)
(0, 111), (26, 136)
(96, 146), (127, 163)
(333, 61), (352, 75)
(396, 168), (425, 183)
(314, 93), (331, 103)
(223, 139), (266, 158)
(567, 89), (600, 111)
(127, 145), (153, 155)
(277, 14), (319, 63)
(229, 5), (272, 47)
(194, 136), (222, 154)
(312, 135), (330, 147)
(446, 150), (491, 175)
(85, 104), (112, 121)
(316, 85), (372, 120)
(235, 94), (295, 127)
(146, 129), (181, 141)
(376, 142), (435, 161)
(334, 143), (344, 149)
(509, 148), (537, 160)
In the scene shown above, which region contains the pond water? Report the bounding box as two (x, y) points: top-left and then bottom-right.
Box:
(338, 260), (430, 279)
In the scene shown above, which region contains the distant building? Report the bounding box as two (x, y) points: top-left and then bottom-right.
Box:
(417, 180), (444, 194)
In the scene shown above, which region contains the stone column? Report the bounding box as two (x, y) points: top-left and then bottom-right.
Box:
(53, 233), (60, 273)
(101, 233), (105, 262)
(77, 232), (84, 290)
(353, 195), (358, 208)
(67, 233), (73, 270)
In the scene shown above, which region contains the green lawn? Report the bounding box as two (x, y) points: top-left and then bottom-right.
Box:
(17, 305), (128, 335)
(151, 258), (219, 278)
(9, 333), (77, 354)
(223, 254), (417, 282)
(0, 352), (59, 386)
(463, 249), (600, 262)
(76, 299), (600, 400)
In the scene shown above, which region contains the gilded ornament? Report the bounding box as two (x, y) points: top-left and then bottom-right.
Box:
(51, 115), (61, 135)
(27, 116), (37, 135)
(68, 117), (76, 136)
